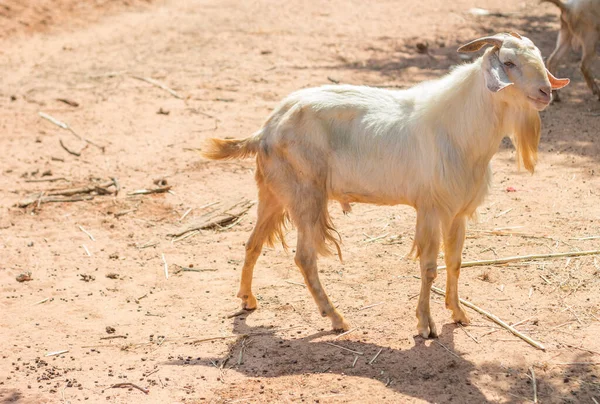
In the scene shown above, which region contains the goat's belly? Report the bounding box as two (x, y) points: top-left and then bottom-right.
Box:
(328, 168), (414, 208)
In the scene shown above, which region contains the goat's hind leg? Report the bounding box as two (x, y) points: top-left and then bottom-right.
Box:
(579, 32), (600, 99)
(546, 24), (572, 102)
(237, 186), (284, 310)
(442, 216), (470, 325)
(294, 224), (350, 331)
(414, 209), (441, 338)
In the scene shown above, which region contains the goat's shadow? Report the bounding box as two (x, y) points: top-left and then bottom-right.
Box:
(166, 314), (496, 402)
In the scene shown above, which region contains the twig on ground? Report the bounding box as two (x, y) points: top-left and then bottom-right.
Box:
(430, 285), (545, 350)
(368, 348), (383, 365)
(131, 75), (183, 99)
(362, 232), (389, 243)
(24, 177), (68, 183)
(110, 382), (149, 395)
(174, 266), (218, 273)
(115, 208), (137, 218)
(78, 225), (95, 241)
(33, 298), (50, 305)
(334, 328), (358, 340)
(458, 322), (479, 343)
(285, 280), (305, 287)
(352, 355), (359, 367)
(434, 340), (461, 359)
(325, 342), (364, 355)
(168, 199), (254, 238)
(136, 241), (159, 249)
(358, 302), (384, 311)
(436, 250), (600, 271)
(39, 112), (104, 151)
(18, 195), (95, 208)
(162, 254), (168, 279)
(554, 362), (600, 365)
(128, 186), (172, 195)
(190, 326), (301, 345)
(564, 343), (600, 356)
(100, 335), (128, 340)
(570, 235), (600, 240)
(59, 139), (84, 156)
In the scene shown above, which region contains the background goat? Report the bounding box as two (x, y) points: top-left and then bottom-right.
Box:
(544, 0), (600, 100)
(202, 33), (568, 338)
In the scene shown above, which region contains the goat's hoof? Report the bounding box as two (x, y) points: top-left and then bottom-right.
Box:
(331, 316), (351, 332)
(417, 319), (438, 339)
(238, 293), (257, 310)
(452, 310), (470, 325)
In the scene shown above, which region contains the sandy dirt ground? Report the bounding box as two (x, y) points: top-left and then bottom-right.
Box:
(1, 0), (600, 403)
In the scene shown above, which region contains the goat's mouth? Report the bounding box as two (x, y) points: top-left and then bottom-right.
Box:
(527, 95), (550, 110)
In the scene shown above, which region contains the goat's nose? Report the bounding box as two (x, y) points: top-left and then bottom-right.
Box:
(539, 86), (552, 102)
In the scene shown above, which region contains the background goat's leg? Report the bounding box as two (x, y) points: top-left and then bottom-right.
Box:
(579, 32), (600, 99)
(414, 209), (440, 338)
(442, 216), (470, 325)
(294, 227), (349, 331)
(546, 24), (572, 102)
(237, 186), (284, 310)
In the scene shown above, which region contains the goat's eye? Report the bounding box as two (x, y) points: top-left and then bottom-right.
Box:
(504, 61), (515, 68)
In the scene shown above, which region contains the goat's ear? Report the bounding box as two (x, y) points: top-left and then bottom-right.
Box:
(546, 69), (570, 89)
(484, 51), (513, 92)
(457, 35), (504, 53)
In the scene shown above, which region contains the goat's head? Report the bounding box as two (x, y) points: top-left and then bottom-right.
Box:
(458, 32), (569, 111)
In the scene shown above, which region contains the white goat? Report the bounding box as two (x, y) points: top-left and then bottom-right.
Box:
(544, 0), (600, 100)
(203, 33), (569, 338)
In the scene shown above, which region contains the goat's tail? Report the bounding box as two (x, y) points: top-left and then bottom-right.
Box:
(202, 135), (260, 160)
(541, 0), (567, 12)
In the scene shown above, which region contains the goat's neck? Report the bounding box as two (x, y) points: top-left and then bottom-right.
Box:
(431, 61), (508, 167)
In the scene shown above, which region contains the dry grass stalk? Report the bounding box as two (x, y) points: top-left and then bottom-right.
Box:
(436, 249), (600, 271)
(430, 286), (545, 350)
(564, 343), (600, 356)
(46, 350), (69, 357)
(17, 179), (117, 208)
(162, 254), (169, 280)
(39, 112), (104, 151)
(368, 348), (383, 365)
(325, 342), (364, 355)
(285, 280), (305, 287)
(352, 356), (359, 367)
(458, 322), (479, 343)
(131, 75), (183, 99)
(357, 302), (385, 311)
(434, 340), (461, 359)
(78, 225), (95, 241)
(530, 367), (538, 403)
(179, 208), (193, 221)
(168, 199), (255, 238)
(82, 245), (91, 256)
(334, 328), (358, 340)
(24, 177), (68, 183)
(128, 186), (172, 195)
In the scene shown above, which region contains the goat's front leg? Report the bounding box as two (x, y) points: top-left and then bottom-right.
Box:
(414, 210), (441, 338)
(295, 227), (349, 332)
(442, 216), (470, 325)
